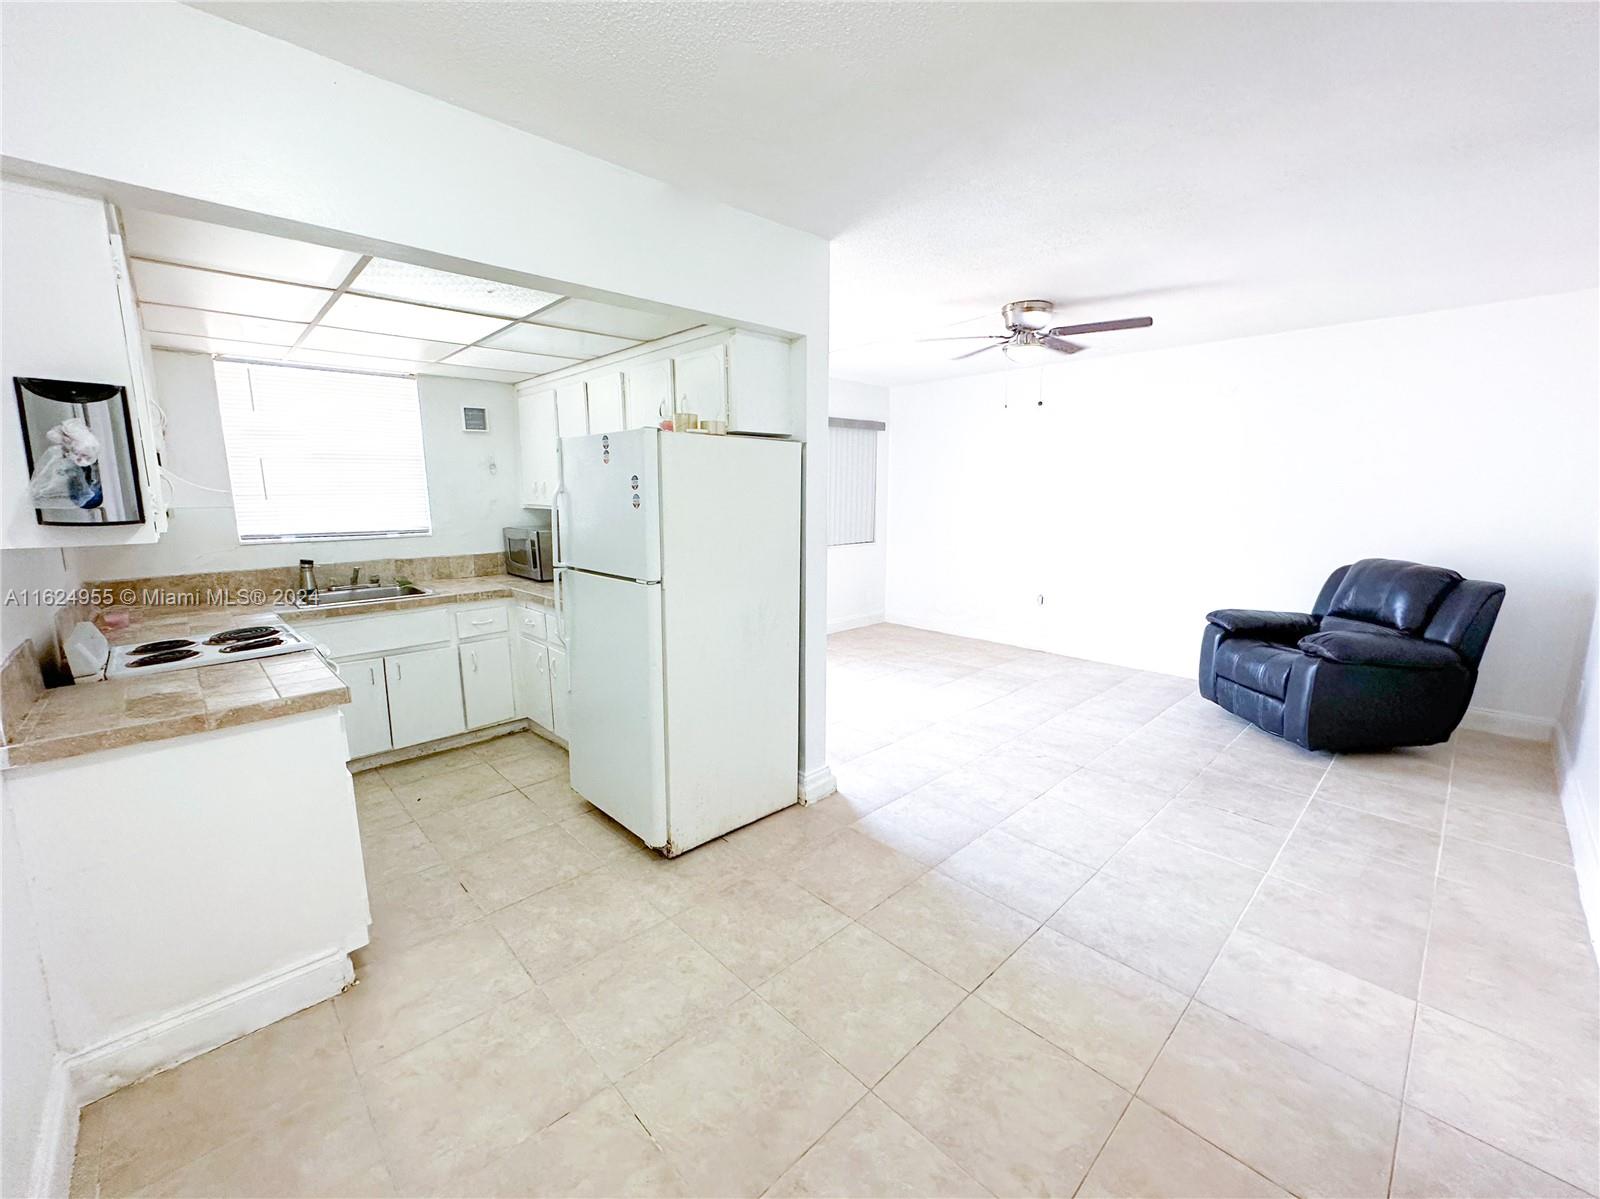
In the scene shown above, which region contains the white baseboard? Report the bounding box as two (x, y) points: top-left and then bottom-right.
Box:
(827, 612), (885, 634)
(65, 948), (354, 1106)
(797, 765), (838, 803)
(28, 1060), (77, 1199)
(1555, 722), (1600, 953)
(1458, 706), (1554, 741)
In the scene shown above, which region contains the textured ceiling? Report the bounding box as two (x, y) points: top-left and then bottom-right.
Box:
(195, 1), (1599, 384)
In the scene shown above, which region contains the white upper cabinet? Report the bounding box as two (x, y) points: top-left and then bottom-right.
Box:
(2, 182), (164, 548)
(586, 371), (626, 434)
(725, 330), (794, 437)
(517, 387), (559, 507)
(670, 344), (728, 429)
(624, 358), (673, 430)
(555, 381), (588, 440)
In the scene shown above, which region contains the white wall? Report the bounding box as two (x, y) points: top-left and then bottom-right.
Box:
(0, 548), (79, 670)
(884, 290), (1599, 729)
(2, 802), (63, 1199)
(72, 351), (525, 581)
(827, 379), (890, 632)
(1559, 600), (1599, 943)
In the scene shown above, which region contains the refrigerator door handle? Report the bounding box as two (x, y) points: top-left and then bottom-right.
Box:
(554, 566), (566, 647)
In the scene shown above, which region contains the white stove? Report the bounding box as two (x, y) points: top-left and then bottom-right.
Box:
(104, 617), (318, 679)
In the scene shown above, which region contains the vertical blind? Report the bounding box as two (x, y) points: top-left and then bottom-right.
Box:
(213, 360), (433, 542)
(828, 421), (879, 546)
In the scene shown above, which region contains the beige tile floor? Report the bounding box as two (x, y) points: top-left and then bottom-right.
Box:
(70, 623), (1598, 1198)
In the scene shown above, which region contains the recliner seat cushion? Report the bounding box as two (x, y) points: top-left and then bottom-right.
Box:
(1213, 638), (1298, 699)
(1325, 559), (1461, 635)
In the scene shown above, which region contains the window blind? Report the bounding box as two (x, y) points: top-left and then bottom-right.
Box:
(212, 360), (433, 542)
(828, 421), (878, 546)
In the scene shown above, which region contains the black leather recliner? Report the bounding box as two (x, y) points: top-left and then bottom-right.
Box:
(1199, 559), (1504, 752)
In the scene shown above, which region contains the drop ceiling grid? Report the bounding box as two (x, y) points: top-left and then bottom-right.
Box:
(121, 214), (699, 382)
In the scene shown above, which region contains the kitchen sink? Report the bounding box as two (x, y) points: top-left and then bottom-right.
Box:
(291, 583), (430, 608)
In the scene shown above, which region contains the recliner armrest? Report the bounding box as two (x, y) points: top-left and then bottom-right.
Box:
(1206, 609), (1319, 638)
(1297, 631), (1462, 669)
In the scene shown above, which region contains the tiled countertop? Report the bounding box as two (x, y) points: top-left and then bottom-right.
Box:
(2, 575), (556, 769)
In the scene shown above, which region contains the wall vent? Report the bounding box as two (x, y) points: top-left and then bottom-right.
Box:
(462, 406), (488, 433)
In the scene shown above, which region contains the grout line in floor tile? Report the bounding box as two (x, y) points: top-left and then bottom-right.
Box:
(1069, 735), (1335, 1197)
(1383, 743), (1455, 1197)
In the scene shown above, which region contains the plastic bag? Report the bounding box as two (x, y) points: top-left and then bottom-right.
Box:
(28, 446), (104, 509)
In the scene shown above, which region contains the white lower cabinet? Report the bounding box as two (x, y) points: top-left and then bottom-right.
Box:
(340, 658), (393, 758)
(385, 645), (467, 748)
(461, 636), (516, 729)
(514, 634), (555, 729)
(548, 643), (570, 737)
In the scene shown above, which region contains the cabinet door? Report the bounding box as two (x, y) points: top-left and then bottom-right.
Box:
(340, 657), (392, 759)
(586, 371), (626, 434)
(555, 382), (588, 439)
(385, 645), (466, 748)
(516, 635), (555, 729)
(624, 358), (672, 429)
(460, 636), (516, 729)
(517, 387), (559, 506)
(671, 344), (728, 428)
(547, 643), (570, 738)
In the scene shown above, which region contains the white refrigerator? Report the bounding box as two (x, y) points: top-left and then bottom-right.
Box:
(555, 427), (802, 855)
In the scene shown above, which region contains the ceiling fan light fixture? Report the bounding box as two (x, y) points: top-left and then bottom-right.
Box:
(1001, 299), (1055, 331)
(1001, 334), (1057, 365)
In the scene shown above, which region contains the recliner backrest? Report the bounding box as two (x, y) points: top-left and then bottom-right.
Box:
(1422, 579), (1506, 665)
(1323, 559), (1462, 636)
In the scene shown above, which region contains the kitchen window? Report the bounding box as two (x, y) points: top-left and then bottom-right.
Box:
(212, 360), (432, 542)
(827, 418), (882, 547)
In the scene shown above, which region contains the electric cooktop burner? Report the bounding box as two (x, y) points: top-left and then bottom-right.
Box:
(127, 649), (201, 667)
(206, 626), (282, 645)
(131, 638), (197, 655)
(218, 637), (285, 654)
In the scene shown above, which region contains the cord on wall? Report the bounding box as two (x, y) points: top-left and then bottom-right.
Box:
(159, 466), (232, 495)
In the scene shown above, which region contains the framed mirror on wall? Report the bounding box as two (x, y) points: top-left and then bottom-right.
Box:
(14, 376), (145, 526)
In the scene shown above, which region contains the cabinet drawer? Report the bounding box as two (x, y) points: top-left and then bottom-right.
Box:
(455, 605), (508, 639)
(296, 608), (452, 659)
(516, 605), (548, 641)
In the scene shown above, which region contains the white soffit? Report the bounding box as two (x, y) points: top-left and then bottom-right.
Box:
(351, 257), (563, 318)
(196, 1), (1600, 385)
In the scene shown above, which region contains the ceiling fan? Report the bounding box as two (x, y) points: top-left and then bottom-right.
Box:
(923, 300), (1153, 364)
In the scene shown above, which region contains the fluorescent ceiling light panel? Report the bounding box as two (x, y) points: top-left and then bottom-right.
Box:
(299, 326), (461, 363)
(121, 210), (360, 288)
(130, 260), (332, 322)
(486, 323), (637, 359)
(533, 298), (698, 341)
(320, 293), (510, 344)
(422, 362), (535, 385)
(353, 258), (562, 318)
(139, 304), (305, 346)
(444, 345), (577, 375)
(145, 332), (289, 359)
(284, 347), (418, 375)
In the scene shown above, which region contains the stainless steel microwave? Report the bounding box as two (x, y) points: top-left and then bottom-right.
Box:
(504, 526), (554, 582)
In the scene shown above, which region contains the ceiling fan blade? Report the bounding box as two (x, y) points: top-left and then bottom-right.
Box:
(916, 335), (1006, 343)
(953, 342), (1004, 361)
(1045, 316), (1154, 337)
(1042, 336), (1086, 354)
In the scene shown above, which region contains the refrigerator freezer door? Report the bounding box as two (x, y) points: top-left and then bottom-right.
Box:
(564, 568), (668, 848)
(558, 428), (661, 582)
